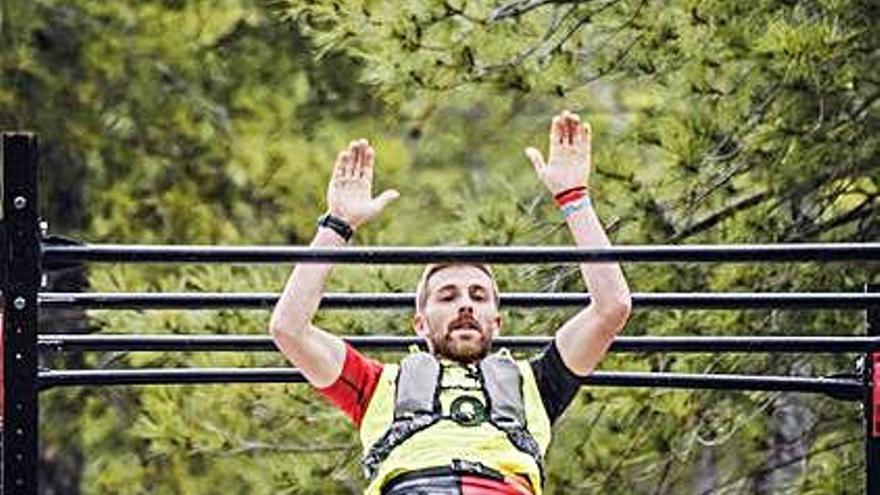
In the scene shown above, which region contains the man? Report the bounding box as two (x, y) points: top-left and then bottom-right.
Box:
(270, 111), (631, 494)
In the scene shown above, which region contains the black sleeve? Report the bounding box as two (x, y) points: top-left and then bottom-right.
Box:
(529, 341), (583, 424)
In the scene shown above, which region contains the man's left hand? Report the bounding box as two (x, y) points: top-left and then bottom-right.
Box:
(524, 110), (591, 195)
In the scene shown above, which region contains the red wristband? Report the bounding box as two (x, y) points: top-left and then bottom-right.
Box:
(553, 186), (587, 199)
(554, 186), (588, 207)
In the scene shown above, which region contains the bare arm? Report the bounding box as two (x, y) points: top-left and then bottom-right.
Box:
(269, 139), (399, 388)
(525, 111), (632, 376)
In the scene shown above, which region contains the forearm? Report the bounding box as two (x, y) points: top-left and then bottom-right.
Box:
(564, 202), (631, 316)
(269, 227), (346, 337)
(551, 201), (632, 376)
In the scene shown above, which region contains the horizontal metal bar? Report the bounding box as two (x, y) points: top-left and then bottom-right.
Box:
(36, 368), (864, 400)
(41, 243), (880, 265)
(38, 334), (880, 354)
(584, 372), (862, 401)
(38, 368), (307, 388)
(37, 292), (880, 310)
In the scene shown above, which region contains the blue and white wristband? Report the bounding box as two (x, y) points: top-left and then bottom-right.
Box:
(560, 196), (591, 218)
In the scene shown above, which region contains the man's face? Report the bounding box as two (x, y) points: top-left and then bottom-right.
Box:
(413, 265), (501, 364)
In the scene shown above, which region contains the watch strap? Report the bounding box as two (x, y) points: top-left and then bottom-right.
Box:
(317, 212), (354, 242)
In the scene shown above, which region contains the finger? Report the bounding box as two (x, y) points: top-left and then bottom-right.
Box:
(361, 139), (372, 175)
(551, 116), (564, 146)
(337, 150), (353, 179)
(373, 189), (400, 211)
(560, 116), (570, 145)
(524, 147), (545, 176)
(362, 145), (375, 182)
(562, 117), (571, 145)
(567, 118), (575, 145)
(559, 110), (571, 144)
(572, 118), (585, 147)
(359, 139), (369, 167)
(584, 122), (592, 157)
(351, 139), (364, 178)
(347, 150), (359, 179)
(351, 141), (360, 171)
(354, 139), (367, 171)
(569, 113), (581, 145)
(344, 141), (359, 178)
(333, 150), (348, 179)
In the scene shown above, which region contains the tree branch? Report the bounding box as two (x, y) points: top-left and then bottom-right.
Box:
(670, 191), (773, 242)
(479, 5), (579, 73)
(489, 0), (590, 21)
(699, 436), (860, 495)
(784, 194), (880, 242)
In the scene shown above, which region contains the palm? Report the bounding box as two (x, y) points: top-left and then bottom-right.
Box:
(326, 139), (399, 230)
(328, 178), (375, 222)
(526, 111), (592, 194)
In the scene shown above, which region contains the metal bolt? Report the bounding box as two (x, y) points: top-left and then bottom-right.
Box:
(13, 297), (26, 310)
(13, 196), (27, 209)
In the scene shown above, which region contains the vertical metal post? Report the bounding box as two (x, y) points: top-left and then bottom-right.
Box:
(867, 283), (879, 494)
(2, 133), (40, 495)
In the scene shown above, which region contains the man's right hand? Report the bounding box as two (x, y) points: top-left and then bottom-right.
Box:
(327, 139), (400, 230)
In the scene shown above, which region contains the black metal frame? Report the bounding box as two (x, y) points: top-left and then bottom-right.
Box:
(2, 134), (40, 493)
(3, 132), (880, 493)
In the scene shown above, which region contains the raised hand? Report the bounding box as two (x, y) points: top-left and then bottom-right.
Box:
(524, 110), (592, 194)
(327, 139), (400, 229)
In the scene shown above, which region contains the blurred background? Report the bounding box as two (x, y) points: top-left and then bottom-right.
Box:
(1, 0), (878, 493)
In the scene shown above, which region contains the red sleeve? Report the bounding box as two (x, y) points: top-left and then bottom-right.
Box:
(316, 343), (383, 427)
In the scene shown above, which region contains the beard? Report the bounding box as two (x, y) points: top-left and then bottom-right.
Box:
(427, 315), (493, 364)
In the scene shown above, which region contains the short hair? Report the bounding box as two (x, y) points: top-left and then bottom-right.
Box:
(415, 263), (500, 314)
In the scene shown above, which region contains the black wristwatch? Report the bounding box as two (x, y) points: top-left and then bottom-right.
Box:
(317, 212), (354, 242)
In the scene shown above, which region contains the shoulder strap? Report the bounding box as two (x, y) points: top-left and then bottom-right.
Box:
(480, 350), (545, 483)
(362, 352), (441, 480)
(394, 352), (440, 419)
(479, 351), (527, 429)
